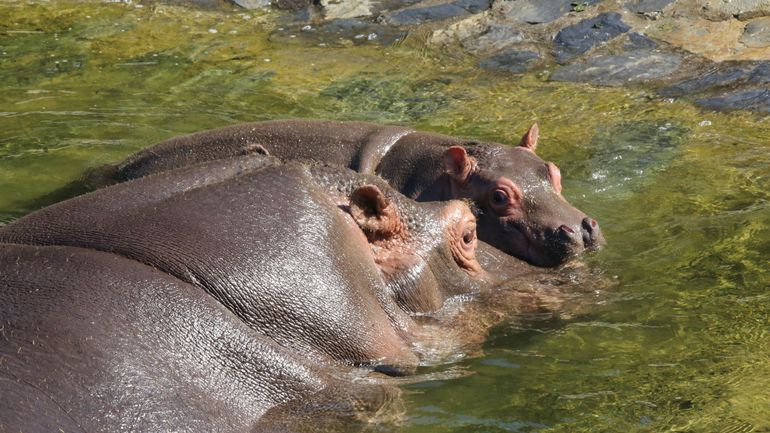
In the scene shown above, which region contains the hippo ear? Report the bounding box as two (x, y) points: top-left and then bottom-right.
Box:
(349, 185), (402, 238)
(518, 123), (539, 152)
(240, 143), (270, 156)
(443, 146), (475, 184)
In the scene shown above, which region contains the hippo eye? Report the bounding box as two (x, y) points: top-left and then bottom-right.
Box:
(491, 189), (508, 206)
(489, 180), (522, 216)
(462, 228), (475, 245)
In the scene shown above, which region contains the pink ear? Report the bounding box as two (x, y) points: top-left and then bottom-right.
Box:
(443, 146), (474, 183)
(518, 123), (539, 152)
(349, 185), (402, 237)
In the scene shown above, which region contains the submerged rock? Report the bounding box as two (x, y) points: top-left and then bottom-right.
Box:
(269, 19), (407, 46)
(461, 22), (525, 53)
(660, 61), (770, 98)
(660, 66), (752, 97)
(553, 12), (631, 64)
(478, 49), (540, 73)
(697, 88), (770, 112)
(319, 74), (456, 121)
(550, 50), (683, 86)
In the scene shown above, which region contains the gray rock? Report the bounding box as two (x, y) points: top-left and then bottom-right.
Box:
(659, 66), (751, 97)
(553, 12), (631, 64)
(461, 23), (525, 53)
(376, 0), (424, 12)
(741, 17), (770, 47)
(273, 0), (312, 9)
(501, 0), (601, 25)
(550, 50), (682, 86)
(625, 32), (658, 50)
(659, 61), (770, 99)
(478, 49), (540, 73)
(231, 0), (272, 8)
(454, 0), (490, 13)
(321, 0), (373, 19)
(624, 0), (675, 14)
(748, 61), (770, 84)
(697, 88), (770, 112)
(383, 0), (489, 25)
(703, 0), (770, 20)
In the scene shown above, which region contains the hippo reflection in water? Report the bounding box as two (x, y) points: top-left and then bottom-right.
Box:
(0, 155), (578, 431)
(109, 119), (606, 266)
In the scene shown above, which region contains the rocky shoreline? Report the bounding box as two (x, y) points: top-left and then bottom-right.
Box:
(223, 0), (770, 113)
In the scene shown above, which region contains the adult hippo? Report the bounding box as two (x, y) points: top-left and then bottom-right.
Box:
(0, 243), (398, 433)
(109, 119), (606, 266)
(0, 155), (497, 372)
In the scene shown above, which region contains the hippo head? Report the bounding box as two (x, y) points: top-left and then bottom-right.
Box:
(347, 184), (490, 313)
(442, 124), (606, 267)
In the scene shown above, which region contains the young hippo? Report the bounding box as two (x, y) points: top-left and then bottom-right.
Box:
(0, 155), (493, 372)
(111, 119), (606, 266)
(0, 242), (400, 433)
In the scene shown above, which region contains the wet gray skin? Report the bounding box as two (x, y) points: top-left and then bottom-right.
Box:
(0, 243), (398, 433)
(110, 119), (605, 266)
(0, 155), (494, 372)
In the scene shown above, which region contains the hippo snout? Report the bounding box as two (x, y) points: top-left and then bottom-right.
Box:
(554, 217), (606, 256)
(581, 217), (606, 249)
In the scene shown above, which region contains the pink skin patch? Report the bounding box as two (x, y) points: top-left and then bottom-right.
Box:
(488, 177), (524, 218)
(547, 162), (562, 195)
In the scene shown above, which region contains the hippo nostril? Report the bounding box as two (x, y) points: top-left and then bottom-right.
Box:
(559, 225), (575, 235)
(581, 217), (599, 247)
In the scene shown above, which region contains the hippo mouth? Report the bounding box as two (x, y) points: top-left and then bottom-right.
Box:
(503, 222), (577, 267)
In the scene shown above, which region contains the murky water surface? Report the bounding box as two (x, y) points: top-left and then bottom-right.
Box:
(2, 2), (768, 431)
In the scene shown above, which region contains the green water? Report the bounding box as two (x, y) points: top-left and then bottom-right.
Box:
(1, 2), (768, 431)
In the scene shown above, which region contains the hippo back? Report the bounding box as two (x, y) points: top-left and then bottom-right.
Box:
(116, 119), (414, 180)
(1, 243), (396, 432)
(0, 158), (417, 369)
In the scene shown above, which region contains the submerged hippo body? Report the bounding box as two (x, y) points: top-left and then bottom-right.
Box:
(0, 155), (491, 371)
(113, 119), (605, 266)
(0, 243), (396, 433)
